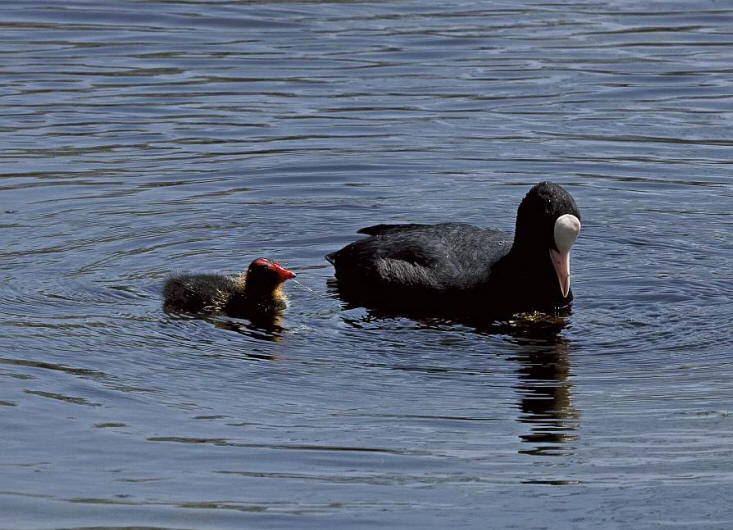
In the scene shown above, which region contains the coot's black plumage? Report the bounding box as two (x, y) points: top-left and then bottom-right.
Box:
(326, 182), (581, 318)
(163, 258), (296, 318)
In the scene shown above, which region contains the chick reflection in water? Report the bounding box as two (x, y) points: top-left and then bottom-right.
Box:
(163, 258), (296, 330)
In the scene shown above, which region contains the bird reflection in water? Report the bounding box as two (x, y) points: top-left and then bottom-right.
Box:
(332, 295), (580, 457)
(212, 315), (285, 344)
(162, 313), (285, 361)
(502, 312), (578, 456)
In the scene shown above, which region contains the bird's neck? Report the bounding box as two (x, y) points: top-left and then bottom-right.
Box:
(243, 282), (286, 310)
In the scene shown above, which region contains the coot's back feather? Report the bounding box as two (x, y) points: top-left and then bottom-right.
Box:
(328, 223), (510, 291)
(357, 223), (434, 236)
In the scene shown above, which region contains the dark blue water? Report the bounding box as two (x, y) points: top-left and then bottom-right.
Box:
(2, 1), (732, 528)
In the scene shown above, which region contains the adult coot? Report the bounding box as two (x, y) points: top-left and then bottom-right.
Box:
(326, 182), (581, 318)
(163, 258), (296, 318)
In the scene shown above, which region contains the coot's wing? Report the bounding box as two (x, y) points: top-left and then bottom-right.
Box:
(327, 223), (512, 294)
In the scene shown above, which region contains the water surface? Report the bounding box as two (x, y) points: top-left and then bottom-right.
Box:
(1, 1), (732, 528)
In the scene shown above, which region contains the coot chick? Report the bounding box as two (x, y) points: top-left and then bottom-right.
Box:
(163, 258), (296, 318)
(326, 182), (581, 319)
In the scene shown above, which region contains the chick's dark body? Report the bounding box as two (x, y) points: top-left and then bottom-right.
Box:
(163, 273), (287, 317)
(163, 258), (294, 319)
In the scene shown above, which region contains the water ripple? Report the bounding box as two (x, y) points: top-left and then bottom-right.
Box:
(2, 1), (732, 528)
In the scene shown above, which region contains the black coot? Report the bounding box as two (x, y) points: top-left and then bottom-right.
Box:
(163, 258), (296, 318)
(326, 182), (581, 318)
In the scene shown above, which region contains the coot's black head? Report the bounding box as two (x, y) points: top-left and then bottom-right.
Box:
(246, 258), (296, 290)
(511, 182), (581, 302)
